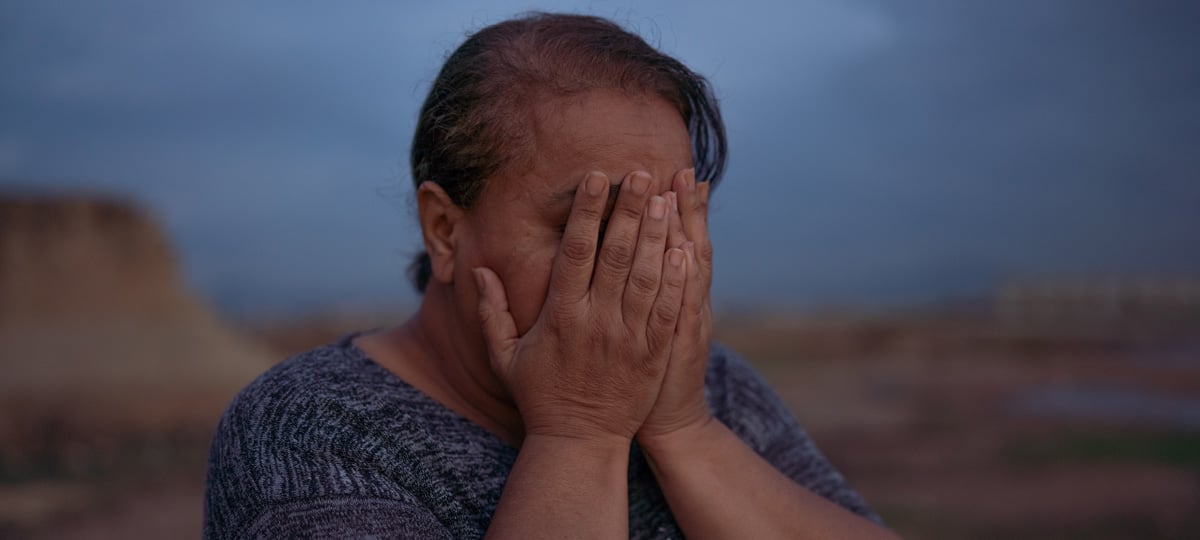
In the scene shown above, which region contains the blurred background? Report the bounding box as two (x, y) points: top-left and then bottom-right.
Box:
(2, 1), (1198, 538)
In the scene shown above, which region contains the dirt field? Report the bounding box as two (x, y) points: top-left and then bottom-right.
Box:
(3, 310), (1198, 539)
(717, 312), (1200, 539)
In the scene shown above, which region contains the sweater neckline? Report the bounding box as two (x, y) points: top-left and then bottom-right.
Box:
(335, 329), (519, 455)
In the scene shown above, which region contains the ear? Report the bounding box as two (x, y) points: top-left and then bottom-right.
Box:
(416, 181), (465, 286)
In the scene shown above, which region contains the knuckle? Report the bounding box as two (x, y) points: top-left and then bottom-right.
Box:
(592, 262), (626, 287)
(663, 264), (686, 286)
(697, 240), (715, 264)
(546, 299), (580, 328)
(613, 201), (644, 222)
(651, 300), (680, 329)
(560, 235), (595, 264)
(628, 268), (660, 295)
(587, 315), (612, 343)
(572, 201), (604, 221)
(639, 223), (666, 242)
(598, 239), (635, 269)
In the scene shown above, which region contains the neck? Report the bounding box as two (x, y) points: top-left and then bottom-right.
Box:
(396, 283), (526, 446)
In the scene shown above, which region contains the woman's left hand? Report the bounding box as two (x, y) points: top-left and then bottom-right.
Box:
(636, 168), (716, 445)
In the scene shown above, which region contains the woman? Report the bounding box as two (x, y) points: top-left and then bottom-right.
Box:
(205, 12), (898, 539)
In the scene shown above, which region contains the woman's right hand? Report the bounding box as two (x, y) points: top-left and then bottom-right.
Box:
(473, 170), (688, 444)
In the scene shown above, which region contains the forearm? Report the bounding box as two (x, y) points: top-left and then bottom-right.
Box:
(485, 434), (631, 539)
(640, 419), (900, 540)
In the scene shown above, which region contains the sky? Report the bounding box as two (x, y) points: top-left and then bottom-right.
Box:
(2, 0), (1198, 316)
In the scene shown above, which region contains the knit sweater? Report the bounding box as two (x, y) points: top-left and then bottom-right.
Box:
(203, 333), (879, 538)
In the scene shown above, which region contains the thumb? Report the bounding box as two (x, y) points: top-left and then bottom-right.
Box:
(473, 267), (519, 377)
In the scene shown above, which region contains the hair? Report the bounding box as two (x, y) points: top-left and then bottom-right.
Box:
(408, 12), (727, 293)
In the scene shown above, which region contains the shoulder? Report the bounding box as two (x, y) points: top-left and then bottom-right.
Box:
(211, 337), (415, 466)
(207, 334), (445, 483)
(217, 336), (413, 431)
(204, 335), (448, 536)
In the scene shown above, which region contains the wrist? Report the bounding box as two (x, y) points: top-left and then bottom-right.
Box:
(636, 413), (719, 458)
(519, 431), (632, 482)
(519, 404), (643, 442)
(522, 430), (633, 456)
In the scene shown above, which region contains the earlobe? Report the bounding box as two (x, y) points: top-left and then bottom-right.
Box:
(415, 181), (463, 286)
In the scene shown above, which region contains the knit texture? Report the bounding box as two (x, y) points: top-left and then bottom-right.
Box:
(204, 333), (879, 538)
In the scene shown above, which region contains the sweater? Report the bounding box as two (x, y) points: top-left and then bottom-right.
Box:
(203, 332), (879, 538)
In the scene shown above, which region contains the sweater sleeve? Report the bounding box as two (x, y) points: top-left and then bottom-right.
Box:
(706, 344), (883, 524)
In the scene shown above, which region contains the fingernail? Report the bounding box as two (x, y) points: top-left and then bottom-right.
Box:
(649, 196), (666, 220)
(698, 181), (709, 205)
(585, 172), (606, 196)
(472, 268), (486, 293)
(666, 191), (677, 210)
(668, 248), (684, 268)
(629, 171), (651, 195)
(685, 168), (696, 192)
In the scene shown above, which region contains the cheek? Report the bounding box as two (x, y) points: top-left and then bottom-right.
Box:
(464, 208), (565, 335)
(499, 246), (557, 335)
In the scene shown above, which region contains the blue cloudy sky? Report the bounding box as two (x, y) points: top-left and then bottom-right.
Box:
(2, 1), (1198, 315)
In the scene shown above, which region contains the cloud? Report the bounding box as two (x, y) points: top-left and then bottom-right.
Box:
(2, 0), (1197, 313)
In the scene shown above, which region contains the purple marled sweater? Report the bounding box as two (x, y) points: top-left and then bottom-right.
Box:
(203, 333), (879, 538)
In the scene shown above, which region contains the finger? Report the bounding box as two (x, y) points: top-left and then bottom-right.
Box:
(664, 191), (685, 250)
(694, 181), (714, 315)
(623, 195), (670, 326)
(474, 267), (519, 377)
(646, 247), (687, 361)
(547, 171), (609, 305)
(676, 242), (705, 344)
(592, 170), (652, 306)
(674, 168), (713, 288)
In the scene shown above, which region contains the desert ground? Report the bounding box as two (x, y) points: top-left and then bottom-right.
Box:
(4, 311), (1198, 539)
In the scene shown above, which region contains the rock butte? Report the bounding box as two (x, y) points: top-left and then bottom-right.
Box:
(0, 193), (271, 441)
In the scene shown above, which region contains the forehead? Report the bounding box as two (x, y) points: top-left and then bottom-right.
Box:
(490, 90), (693, 204)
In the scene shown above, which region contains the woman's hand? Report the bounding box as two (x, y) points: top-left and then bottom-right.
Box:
(474, 170), (689, 444)
(628, 173), (901, 540)
(638, 167), (716, 447)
